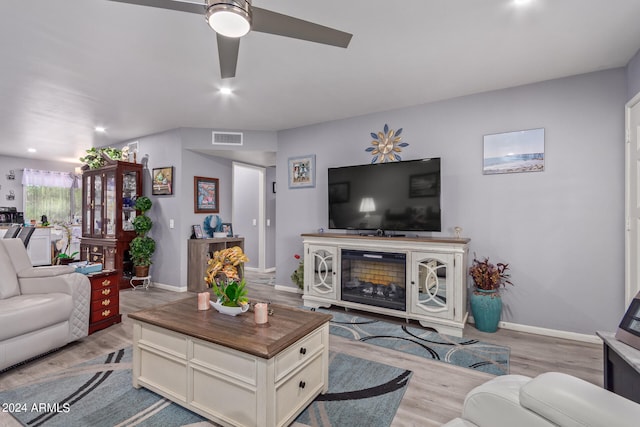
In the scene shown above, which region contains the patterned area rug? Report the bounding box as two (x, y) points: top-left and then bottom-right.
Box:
(0, 347), (410, 427)
(314, 308), (510, 376)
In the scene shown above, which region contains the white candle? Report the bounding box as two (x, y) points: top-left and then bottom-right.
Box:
(254, 302), (268, 324)
(198, 292), (210, 310)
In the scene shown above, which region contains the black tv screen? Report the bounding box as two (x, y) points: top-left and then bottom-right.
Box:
(328, 158), (441, 232)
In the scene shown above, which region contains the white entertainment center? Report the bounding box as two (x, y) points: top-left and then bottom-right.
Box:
(301, 233), (470, 337)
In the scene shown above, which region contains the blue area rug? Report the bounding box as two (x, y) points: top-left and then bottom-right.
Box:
(314, 308), (510, 376)
(0, 347), (410, 427)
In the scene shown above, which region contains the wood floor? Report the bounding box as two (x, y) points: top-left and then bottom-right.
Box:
(0, 273), (603, 427)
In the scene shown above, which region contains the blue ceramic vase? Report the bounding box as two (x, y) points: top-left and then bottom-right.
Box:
(470, 289), (502, 333)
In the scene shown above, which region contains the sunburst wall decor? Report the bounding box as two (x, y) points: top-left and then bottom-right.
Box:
(365, 124), (409, 163)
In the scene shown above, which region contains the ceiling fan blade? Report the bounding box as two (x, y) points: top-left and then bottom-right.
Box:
(252, 7), (352, 48)
(217, 34), (240, 79)
(105, 0), (205, 15)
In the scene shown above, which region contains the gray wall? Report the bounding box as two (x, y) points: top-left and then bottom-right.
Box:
(275, 68), (627, 335)
(114, 127), (277, 289)
(627, 48), (640, 101)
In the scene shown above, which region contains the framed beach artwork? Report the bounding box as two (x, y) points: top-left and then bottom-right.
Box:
(152, 166), (174, 195)
(288, 155), (316, 188)
(194, 176), (219, 213)
(483, 128), (545, 175)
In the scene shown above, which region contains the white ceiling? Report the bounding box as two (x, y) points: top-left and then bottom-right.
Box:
(1, 0), (640, 165)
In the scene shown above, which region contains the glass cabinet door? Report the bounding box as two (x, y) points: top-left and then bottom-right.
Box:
(410, 252), (454, 319)
(93, 174), (103, 237)
(105, 171), (116, 237)
(84, 174), (92, 236)
(122, 170), (138, 232)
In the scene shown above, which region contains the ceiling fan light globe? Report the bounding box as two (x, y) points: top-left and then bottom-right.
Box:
(206, 2), (252, 38)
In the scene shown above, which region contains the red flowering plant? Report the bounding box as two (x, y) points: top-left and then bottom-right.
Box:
(291, 254), (304, 290)
(468, 255), (513, 292)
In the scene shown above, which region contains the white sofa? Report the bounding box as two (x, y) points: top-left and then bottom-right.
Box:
(443, 372), (640, 427)
(0, 238), (90, 371)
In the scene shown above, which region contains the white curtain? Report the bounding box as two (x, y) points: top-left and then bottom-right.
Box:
(22, 169), (74, 188)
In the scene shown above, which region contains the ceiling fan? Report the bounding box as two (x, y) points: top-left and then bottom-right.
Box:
(107, 0), (353, 79)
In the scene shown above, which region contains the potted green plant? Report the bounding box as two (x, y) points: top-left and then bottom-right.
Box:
(205, 246), (249, 313)
(291, 253), (304, 290)
(54, 222), (78, 265)
(129, 196), (155, 277)
(468, 255), (513, 333)
(79, 147), (122, 170)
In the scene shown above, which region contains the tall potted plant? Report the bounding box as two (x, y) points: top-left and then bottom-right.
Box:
(129, 196), (155, 277)
(468, 255), (513, 333)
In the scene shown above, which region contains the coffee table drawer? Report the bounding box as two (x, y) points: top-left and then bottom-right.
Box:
(275, 328), (324, 381)
(139, 323), (188, 357)
(276, 353), (324, 425)
(192, 340), (258, 384)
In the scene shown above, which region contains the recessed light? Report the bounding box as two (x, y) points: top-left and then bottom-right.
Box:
(27, 148), (36, 153)
(95, 126), (106, 133)
(220, 87), (233, 95)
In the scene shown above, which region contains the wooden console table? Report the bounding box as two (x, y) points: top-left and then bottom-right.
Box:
(130, 298), (332, 427)
(187, 237), (244, 292)
(597, 331), (640, 404)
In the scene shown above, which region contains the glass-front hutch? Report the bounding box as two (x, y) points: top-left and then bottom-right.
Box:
(81, 159), (143, 289)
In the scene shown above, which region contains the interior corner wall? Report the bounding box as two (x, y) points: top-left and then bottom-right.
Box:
(275, 68), (627, 335)
(627, 48), (640, 101)
(121, 130), (184, 290)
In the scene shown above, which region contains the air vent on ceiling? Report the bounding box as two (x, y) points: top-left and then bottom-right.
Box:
(212, 131), (243, 146)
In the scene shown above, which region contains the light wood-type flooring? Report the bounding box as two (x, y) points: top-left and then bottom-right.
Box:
(0, 272), (603, 427)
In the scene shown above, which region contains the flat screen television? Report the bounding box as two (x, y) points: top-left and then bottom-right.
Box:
(328, 158), (441, 232)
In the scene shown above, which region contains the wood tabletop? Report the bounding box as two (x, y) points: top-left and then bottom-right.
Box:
(129, 297), (332, 359)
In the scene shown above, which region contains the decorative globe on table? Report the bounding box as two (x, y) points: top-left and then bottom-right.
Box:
(204, 246), (250, 315)
(468, 255), (513, 333)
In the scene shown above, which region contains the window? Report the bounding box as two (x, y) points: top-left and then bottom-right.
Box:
(22, 169), (81, 224)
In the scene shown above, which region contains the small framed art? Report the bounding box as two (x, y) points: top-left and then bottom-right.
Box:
(194, 176), (219, 213)
(221, 223), (233, 237)
(192, 224), (204, 239)
(152, 166), (174, 195)
(288, 154), (316, 189)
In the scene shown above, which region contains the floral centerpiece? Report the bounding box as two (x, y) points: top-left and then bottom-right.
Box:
(205, 246), (249, 307)
(291, 254), (304, 290)
(468, 255), (513, 291)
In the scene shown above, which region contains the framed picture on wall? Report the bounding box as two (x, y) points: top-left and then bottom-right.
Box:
(288, 154), (316, 188)
(194, 176), (219, 213)
(221, 222), (233, 237)
(152, 166), (174, 195)
(483, 128), (545, 175)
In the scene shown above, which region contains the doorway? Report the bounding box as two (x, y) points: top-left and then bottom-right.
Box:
(232, 163), (276, 272)
(625, 92), (640, 306)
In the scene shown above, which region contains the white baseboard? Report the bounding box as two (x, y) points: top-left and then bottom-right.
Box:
(275, 284), (303, 294)
(148, 281), (189, 292)
(468, 316), (602, 344)
(245, 266), (276, 273)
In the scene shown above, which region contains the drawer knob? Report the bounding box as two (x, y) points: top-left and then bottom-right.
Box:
(299, 381), (306, 389)
(101, 279), (111, 287)
(299, 347), (307, 355)
(102, 289), (111, 296)
(102, 299), (111, 306)
(102, 310), (111, 317)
